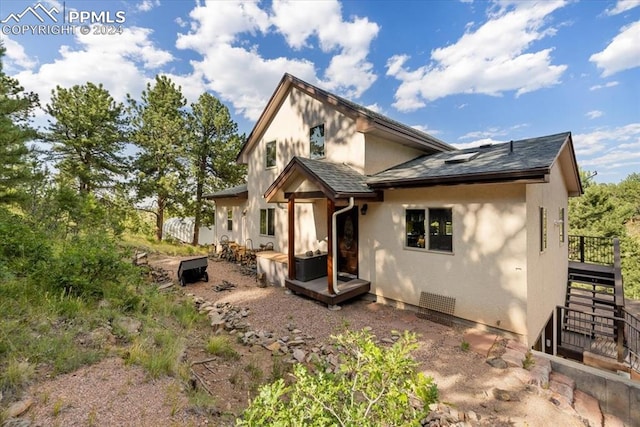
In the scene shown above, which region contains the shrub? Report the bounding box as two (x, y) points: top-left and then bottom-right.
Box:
(238, 329), (438, 426)
(205, 336), (240, 361)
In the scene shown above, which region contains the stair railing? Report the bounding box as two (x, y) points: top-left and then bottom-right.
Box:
(568, 235), (614, 265)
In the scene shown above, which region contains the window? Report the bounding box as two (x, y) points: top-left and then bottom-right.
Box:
(559, 207), (565, 243)
(227, 209), (233, 231)
(266, 141), (276, 168)
(540, 207), (547, 252)
(405, 208), (453, 252)
(406, 209), (425, 248)
(260, 208), (275, 236)
(310, 124), (325, 159)
(428, 208), (453, 252)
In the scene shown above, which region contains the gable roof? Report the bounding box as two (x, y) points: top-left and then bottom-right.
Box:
(203, 183), (248, 200)
(236, 73), (455, 164)
(368, 132), (583, 195)
(264, 157), (380, 203)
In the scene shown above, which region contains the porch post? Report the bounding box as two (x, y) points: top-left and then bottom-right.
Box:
(288, 196), (296, 280)
(327, 198), (335, 294)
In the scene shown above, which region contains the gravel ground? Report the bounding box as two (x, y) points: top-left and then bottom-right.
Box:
(21, 255), (587, 427)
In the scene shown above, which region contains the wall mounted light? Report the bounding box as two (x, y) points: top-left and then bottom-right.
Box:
(360, 204), (368, 216)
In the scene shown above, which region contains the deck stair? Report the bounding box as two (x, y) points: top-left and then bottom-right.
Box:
(557, 236), (636, 373)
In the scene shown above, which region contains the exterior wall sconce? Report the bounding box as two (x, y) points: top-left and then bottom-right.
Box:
(360, 204), (368, 215)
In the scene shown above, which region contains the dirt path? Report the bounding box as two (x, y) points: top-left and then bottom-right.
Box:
(22, 255), (587, 426)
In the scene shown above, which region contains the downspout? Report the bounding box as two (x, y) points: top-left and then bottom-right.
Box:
(332, 197), (354, 295)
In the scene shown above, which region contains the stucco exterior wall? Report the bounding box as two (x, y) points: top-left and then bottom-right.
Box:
(525, 161), (570, 345)
(359, 184), (529, 336)
(364, 134), (425, 175)
(244, 87), (364, 254)
(213, 201), (247, 247)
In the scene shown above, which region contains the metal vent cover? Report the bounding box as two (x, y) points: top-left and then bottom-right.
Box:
(417, 292), (456, 326)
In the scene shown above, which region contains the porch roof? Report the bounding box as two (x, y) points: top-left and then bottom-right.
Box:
(264, 157), (379, 203)
(203, 183), (248, 200)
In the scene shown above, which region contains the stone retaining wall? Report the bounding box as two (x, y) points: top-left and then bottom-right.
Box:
(534, 351), (640, 426)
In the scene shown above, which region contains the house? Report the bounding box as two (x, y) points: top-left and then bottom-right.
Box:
(205, 73), (582, 347)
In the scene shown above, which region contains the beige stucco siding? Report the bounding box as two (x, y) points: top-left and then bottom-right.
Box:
(360, 184), (528, 336)
(364, 135), (425, 175)
(214, 201), (247, 246)
(243, 87), (363, 254)
(525, 161), (570, 345)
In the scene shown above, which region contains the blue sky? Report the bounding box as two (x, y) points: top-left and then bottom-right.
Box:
(2, 0), (639, 183)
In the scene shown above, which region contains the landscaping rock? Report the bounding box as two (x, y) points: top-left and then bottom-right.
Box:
(574, 389), (603, 427)
(502, 348), (525, 368)
(7, 398), (33, 418)
(292, 349), (306, 363)
(486, 357), (508, 369)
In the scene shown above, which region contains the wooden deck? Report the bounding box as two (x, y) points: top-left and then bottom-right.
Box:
(285, 276), (370, 306)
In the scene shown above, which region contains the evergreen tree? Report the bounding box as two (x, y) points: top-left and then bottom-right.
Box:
(186, 93), (246, 245)
(45, 82), (125, 194)
(0, 43), (39, 204)
(128, 75), (188, 241)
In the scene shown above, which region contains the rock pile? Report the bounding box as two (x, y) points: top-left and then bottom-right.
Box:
(420, 403), (481, 427)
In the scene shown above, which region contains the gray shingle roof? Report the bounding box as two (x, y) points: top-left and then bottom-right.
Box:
(368, 132), (571, 187)
(295, 157), (376, 197)
(203, 183), (248, 199)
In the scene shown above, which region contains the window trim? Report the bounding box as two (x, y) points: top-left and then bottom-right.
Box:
(404, 207), (454, 254)
(260, 208), (276, 237)
(540, 206), (547, 252)
(309, 123), (325, 160)
(265, 140), (276, 169)
(227, 208), (233, 232)
(559, 207), (565, 244)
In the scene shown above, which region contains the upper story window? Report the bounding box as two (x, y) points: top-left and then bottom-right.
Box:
(310, 124), (325, 159)
(559, 207), (565, 243)
(405, 208), (453, 252)
(266, 140), (276, 168)
(540, 206), (547, 252)
(227, 209), (233, 231)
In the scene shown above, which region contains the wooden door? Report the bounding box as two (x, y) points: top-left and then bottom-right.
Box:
(337, 206), (358, 278)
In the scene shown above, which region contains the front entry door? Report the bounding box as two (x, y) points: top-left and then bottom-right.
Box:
(337, 206), (358, 279)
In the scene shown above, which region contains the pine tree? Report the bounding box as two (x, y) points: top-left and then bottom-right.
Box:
(0, 43), (39, 204)
(186, 93), (246, 245)
(128, 75), (188, 241)
(45, 82), (125, 194)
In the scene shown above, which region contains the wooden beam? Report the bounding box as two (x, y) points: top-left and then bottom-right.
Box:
(284, 191), (326, 200)
(327, 198), (335, 295)
(288, 196), (296, 280)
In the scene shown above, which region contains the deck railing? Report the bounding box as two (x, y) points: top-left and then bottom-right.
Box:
(568, 235), (614, 265)
(557, 305), (639, 373)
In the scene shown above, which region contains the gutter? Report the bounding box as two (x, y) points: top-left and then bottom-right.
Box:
(331, 197), (354, 295)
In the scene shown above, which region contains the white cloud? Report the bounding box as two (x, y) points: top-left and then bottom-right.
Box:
(586, 110), (604, 119)
(452, 138), (502, 150)
(137, 0), (161, 12)
(459, 123), (529, 140)
(386, 1), (568, 111)
(411, 125), (441, 135)
(589, 81), (619, 91)
(2, 36), (37, 70)
(574, 123), (640, 157)
(175, 0), (380, 121)
(590, 20), (640, 77)
(11, 26), (175, 122)
(605, 0), (640, 15)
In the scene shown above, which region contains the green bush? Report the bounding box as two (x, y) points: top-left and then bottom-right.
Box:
(238, 330), (437, 426)
(0, 208), (51, 277)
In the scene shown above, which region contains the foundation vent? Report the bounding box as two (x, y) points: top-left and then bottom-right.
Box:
(417, 292), (456, 326)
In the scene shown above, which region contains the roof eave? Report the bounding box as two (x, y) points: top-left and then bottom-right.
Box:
(368, 168), (551, 189)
